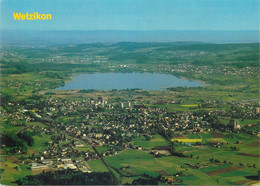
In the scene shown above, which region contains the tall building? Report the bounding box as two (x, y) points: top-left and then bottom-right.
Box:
(229, 119), (239, 129)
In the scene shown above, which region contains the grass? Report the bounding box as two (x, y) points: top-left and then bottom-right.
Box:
(96, 146), (111, 154)
(104, 149), (231, 184)
(105, 149), (154, 169)
(181, 104), (198, 107)
(198, 149), (259, 168)
(165, 167), (178, 175)
(224, 133), (258, 145)
(148, 104), (199, 112)
(134, 167), (159, 178)
(13, 164), (32, 182)
(87, 159), (109, 172)
(0, 158), (32, 185)
(200, 133), (213, 139)
(218, 170), (253, 177)
(76, 146), (94, 152)
(158, 156), (223, 185)
(237, 119), (259, 126)
(172, 139), (202, 143)
(200, 164), (230, 173)
(1, 73), (60, 98)
(121, 177), (135, 184)
(25, 122), (48, 128)
(206, 138), (228, 143)
(0, 124), (21, 133)
(201, 133), (213, 143)
(74, 140), (94, 152)
(131, 134), (169, 149)
(27, 134), (51, 154)
(188, 134), (201, 139)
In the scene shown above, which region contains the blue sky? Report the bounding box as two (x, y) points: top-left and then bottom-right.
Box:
(1, 0), (259, 31)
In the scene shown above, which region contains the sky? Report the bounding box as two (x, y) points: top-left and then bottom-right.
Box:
(0, 0), (259, 31)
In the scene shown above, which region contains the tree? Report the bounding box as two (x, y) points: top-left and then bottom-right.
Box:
(18, 131), (34, 146)
(170, 141), (176, 154)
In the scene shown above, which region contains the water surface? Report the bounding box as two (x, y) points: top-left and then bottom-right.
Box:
(56, 73), (204, 91)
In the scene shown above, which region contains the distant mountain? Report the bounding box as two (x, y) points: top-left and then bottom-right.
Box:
(0, 30), (258, 46)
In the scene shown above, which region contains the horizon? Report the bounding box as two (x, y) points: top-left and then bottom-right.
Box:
(1, 29), (259, 31)
(1, 30), (259, 45)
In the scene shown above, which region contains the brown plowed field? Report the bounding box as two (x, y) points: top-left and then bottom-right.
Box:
(174, 136), (185, 139)
(156, 170), (170, 176)
(237, 153), (260, 158)
(247, 141), (259, 147)
(209, 132), (225, 138)
(206, 166), (243, 176)
(235, 180), (252, 185)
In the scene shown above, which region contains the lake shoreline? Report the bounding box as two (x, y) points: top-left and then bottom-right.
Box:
(56, 72), (206, 91)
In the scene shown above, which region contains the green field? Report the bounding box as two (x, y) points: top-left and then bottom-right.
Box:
(0, 124), (21, 133)
(132, 134), (169, 149)
(87, 159), (109, 172)
(96, 146), (111, 154)
(0, 156), (32, 185)
(27, 134), (51, 153)
(172, 138), (202, 143)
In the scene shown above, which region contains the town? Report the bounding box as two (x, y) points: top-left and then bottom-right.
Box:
(0, 42), (259, 185)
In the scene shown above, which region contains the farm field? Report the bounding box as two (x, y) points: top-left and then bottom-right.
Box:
(104, 147), (259, 185)
(131, 134), (170, 149)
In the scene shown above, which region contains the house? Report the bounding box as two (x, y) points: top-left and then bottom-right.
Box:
(41, 159), (53, 165)
(79, 168), (92, 173)
(31, 164), (48, 170)
(74, 141), (84, 147)
(64, 163), (77, 170)
(95, 133), (103, 138)
(61, 158), (72, 163)
(167, 177), (174, 182)
(57, 164), (64, 169)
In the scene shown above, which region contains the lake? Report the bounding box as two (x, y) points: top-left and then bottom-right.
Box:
(56, 73), (205, 91)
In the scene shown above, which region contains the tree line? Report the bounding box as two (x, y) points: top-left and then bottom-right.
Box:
(16, 169), (117, 185)
(0, 131), (34, 154)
